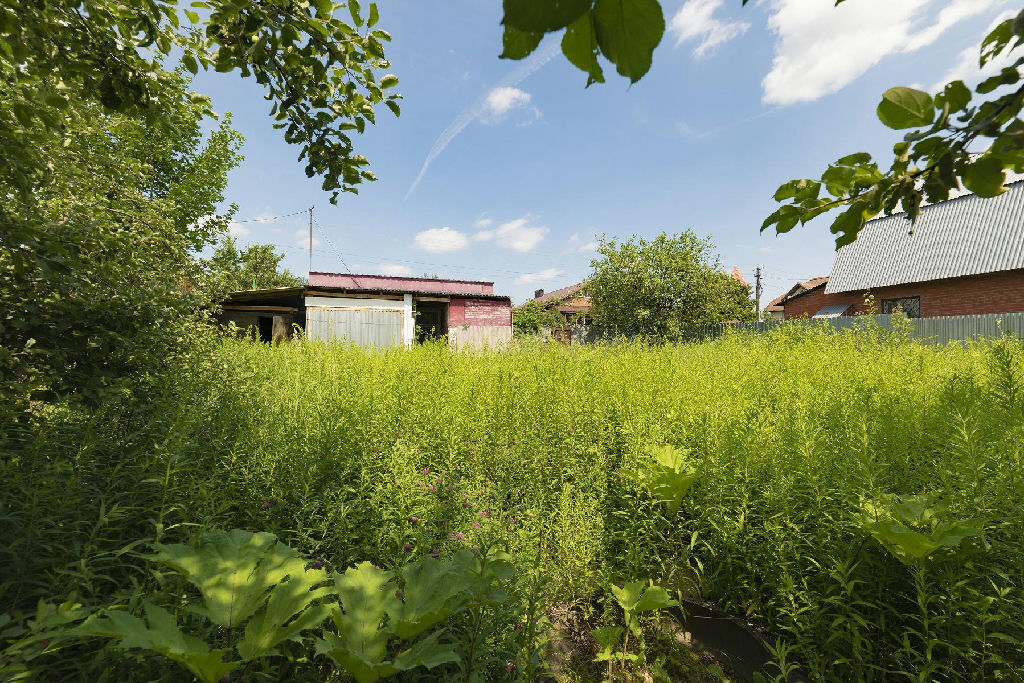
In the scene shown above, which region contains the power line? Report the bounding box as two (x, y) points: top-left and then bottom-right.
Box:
(232, 209), (307, 224)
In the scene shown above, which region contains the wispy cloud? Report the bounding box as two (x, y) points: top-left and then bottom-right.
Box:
(405, 38), (561, 199)
(475, 217), (548, 252)
(374, 263), (414, 276)
(669, 0), (750, 58)
(414, 226), (469, 253)
(515, 268), (565, 285)
(228, 222), (251, 238)
(762, 0), (1002, 105)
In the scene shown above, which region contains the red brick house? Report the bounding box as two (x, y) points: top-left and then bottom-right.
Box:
(783, 182), (1024, 320)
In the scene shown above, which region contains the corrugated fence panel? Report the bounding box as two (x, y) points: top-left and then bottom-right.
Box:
(306, 308), (404, 348)
(671, 312), (1024, 345)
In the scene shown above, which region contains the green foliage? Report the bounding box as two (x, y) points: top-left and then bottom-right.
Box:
(73, 529), (332, 681)
(587, 231), (754, 338)
(632, 444), (698, 516)
(512, 300), (572, 336)
(858, 493), (985, 566)
(765, 10), (1024, 246)
(610, 581), (678, 635)
(0, 77), (242, 408)
(203, 236), (304, 296)
(1, 0), (400, 202)
(500, 0), (665, 85)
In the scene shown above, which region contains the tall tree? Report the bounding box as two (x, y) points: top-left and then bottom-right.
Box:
(203, 237), (304, 295)
(587, 231), (753, 339)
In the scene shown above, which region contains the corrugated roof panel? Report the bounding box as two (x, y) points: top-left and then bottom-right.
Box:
(826, 182), (1024, 293)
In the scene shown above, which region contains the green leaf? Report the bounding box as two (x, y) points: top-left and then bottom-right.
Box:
(561, 13), (605, 86)
(935, 80), (970, 113)
(760, 204), (802, 235)
(349, 0), (363, 27)
(75, 605), (237, 683)
(592, 0), (665, 83)
(322, 562), (398, 673)
(390, 559), (465, 640)
(379, 74), (399, 89)
(635, 444), (698, 515)
(182, 53), (199, 75)
(592, 625), (623, 661)
(876, 87), (935, 129)
(501, 25), (544, 60)
(154, 529), (309, 630)
(236, 566), (333, 660)
(390, 630), (460, 671)
(962, 155), (1007, 197)
(502, 0), (593, 33)
(368, 3), (379, 28)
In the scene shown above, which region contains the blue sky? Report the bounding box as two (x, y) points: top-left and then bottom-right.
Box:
(193, 0), (1015, 303)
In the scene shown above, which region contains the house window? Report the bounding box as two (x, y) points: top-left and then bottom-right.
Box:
(882, 296), (921, 318)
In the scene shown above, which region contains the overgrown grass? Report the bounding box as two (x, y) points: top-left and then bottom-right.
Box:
(3, 326), (1023, 680)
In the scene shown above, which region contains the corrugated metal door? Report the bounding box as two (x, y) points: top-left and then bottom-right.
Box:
(306, 307), (404, 348)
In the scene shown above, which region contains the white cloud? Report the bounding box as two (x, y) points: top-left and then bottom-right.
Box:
(931, 10), (1018, 90)
(515, 268), (565, 285)
(762, 0), (1002, 106)
(414, 226), (469, 253)
(669, 0), (750, 58)
(483, 86), (531, 117)
(568, 233), (580, 243)
(475, 216), (494, 228)
(578, 241), (599, 253)
(228, 222), (251, 238)
(475, 217), (548, 252)
(375, 263), (414, 277)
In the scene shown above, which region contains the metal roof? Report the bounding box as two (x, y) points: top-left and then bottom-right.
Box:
(826, 181), (1024, 294)
(812, 303), (852, 319)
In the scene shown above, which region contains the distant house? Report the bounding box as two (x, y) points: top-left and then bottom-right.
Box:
(218, 272), (512, 350)
(531, 283), (592, 325)
(782, 183), (1024, 320)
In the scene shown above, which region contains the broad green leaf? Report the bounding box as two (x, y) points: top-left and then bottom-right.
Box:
(876, 87), (935, 129)
(236, 565), (333, 660)
(503, 0), (593, 33)
(316, 632), (398, 683)
(962, 155), (1007, 198)
(379, 74), (399, 89)
(349, 0), (363, 27)
(500, 25), (543, 60)
(368, 3), (379, 28)
(592, 0), (664, 83)
(75, 605), (237, 683)
(154, 529), (308, 629)
(761, 204), (801, 234)
(561, 13), (605, 86)
(391, 630), (460, 671)
(327, 562), (398, 668)
(592, 625), (624, 660)
(636, 444), (698, 515)
(935, 80), (970, 113)
(390, 559), (466, 639)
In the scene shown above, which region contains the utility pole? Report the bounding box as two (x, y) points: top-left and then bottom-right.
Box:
(308, 206), (314, 277)
(755, 266), (763, 321)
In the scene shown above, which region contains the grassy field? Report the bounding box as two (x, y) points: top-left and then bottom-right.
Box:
(3, 326), (1023, 681)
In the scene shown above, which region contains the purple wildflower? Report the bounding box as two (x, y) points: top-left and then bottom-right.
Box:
(261, 502), (271, 509)
(479, 510), (490, 517)
(327, 485), (334, 492)
(471, 545), (479, 551)
(418, 482), (425, 488)
(403, 544), (413, 552)
(410, 516), (420, 524)
(311, 557), (324, 569)
(270, 499), (278, 506)
(437, 519), (446, 526)
(430, 549), (440, 559)
(395, 590), (404, 600)
(456, 532), (465, 540)
(422, 467), (430, 475)
(533, 422), (538, 427)
(512, 623), (522, 631)
(429, 485), (436, 492)
(472, 522), (480, 529)
(506, 661), (515, 673)
(462, 501), (470, 508)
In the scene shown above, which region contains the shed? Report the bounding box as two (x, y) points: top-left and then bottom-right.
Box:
(217, 273), (513, 350)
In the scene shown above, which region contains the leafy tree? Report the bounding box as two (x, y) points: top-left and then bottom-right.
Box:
(587, 231), (753, 339)
(512, 300), (571, 336)
(1, 0), (400, 204)
(203, 237), (304, 295)
(0, 77), (243, 408)
(499, 3), (1024, 246)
